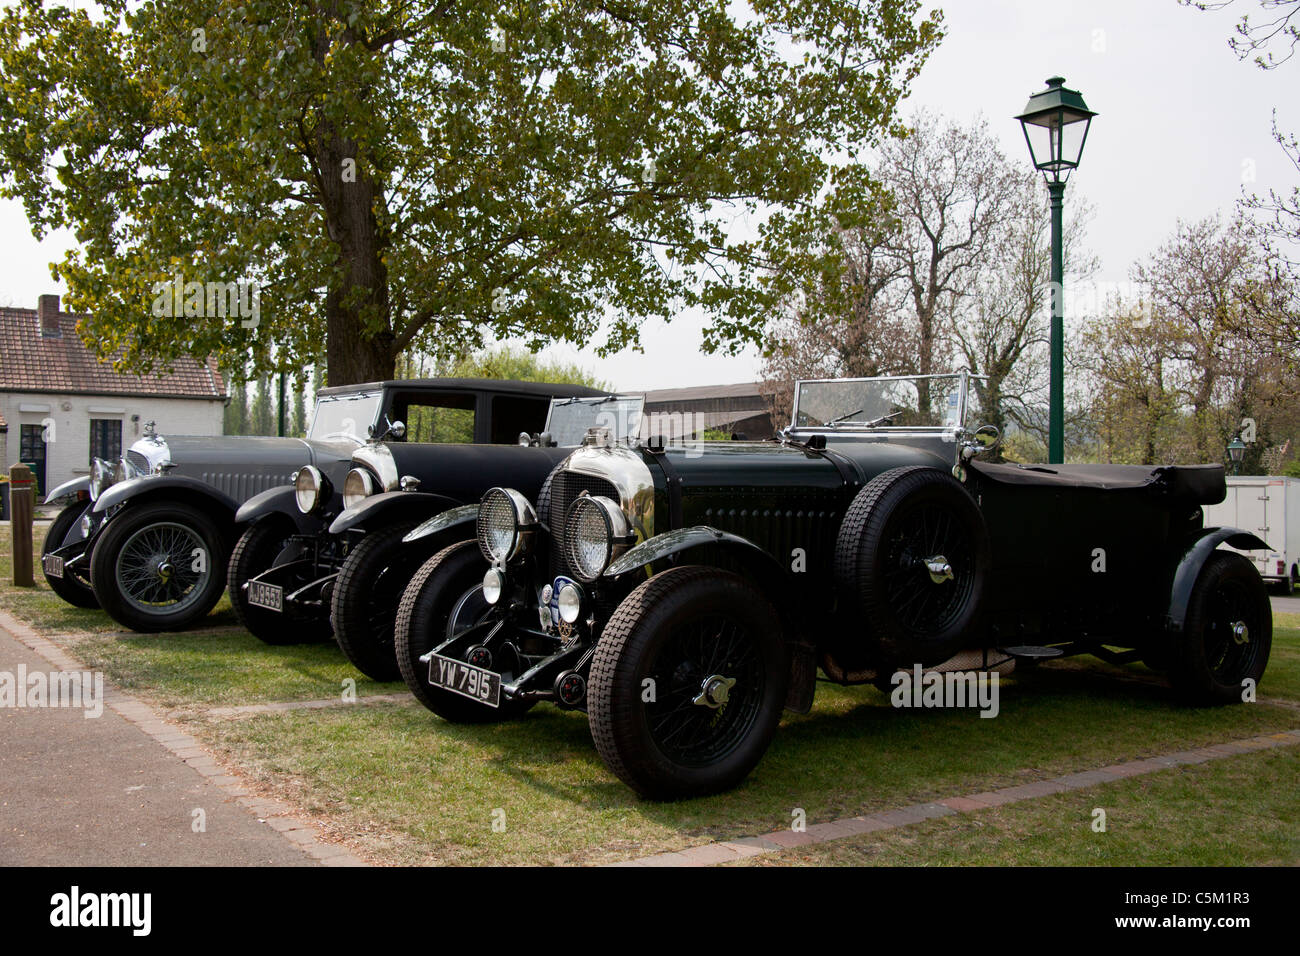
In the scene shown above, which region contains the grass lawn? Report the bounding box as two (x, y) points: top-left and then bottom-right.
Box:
(735, 744), (1300, 866)
(0, 521), (405, 706)
(188, 637), (1300, 865)
(5, 520), (1299, 865)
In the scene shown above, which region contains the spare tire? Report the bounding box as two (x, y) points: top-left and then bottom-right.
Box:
(834, 465), (989, 668)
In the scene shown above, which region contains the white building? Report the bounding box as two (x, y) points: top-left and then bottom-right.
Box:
(0, 294), (227, 500)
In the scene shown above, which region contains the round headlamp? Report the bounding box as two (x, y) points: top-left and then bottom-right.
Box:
(564, 495), (629, 583)
(482, 567), (505, 605)
(294, 465), (331, 515)
(342, 468), (376, 510)
(557, 582), (582, 624)
(89, 457), (114, 501)
(477, 487), (538, 565)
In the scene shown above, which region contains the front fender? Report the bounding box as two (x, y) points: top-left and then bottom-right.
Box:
(235, 485), (328, 534)
(92, 474), (239, 514)
(328, 490), (463, 535)
(1166, 526), (1272, 633)
(45, 475), (90, 506)
(403, 504), (479, 543)
(605, 526), (789, 594)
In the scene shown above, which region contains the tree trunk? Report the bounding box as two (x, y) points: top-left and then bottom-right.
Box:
(314, 121), (396, 386)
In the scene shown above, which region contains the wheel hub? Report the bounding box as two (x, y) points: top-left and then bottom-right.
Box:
(923, 554), (954, 584)
(1230, 620), (1250, 645)
(155, 559), (174, 582)
(693, 674), (737, 709)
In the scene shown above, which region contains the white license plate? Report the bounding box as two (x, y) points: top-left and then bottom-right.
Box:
(247, 581), (283, 612)
(42, 554), (64, 578)
(429, 654), (501, 708)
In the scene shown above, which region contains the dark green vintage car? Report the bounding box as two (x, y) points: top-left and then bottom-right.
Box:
(392, 372), (1272, 799)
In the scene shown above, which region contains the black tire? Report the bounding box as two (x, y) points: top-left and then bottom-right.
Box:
(42, 501), (99, 609)
(834, 465), (989, 669)
(588, 566), (787, 800)
(89, 501), (228, 632)
(228, 519), (332, 645)
(394, 540), (533, 722)
(1169, 552), (1272, 706)
(331, 523), (426, 681)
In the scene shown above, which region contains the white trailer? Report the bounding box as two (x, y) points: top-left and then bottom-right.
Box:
(1202, 476), (1300, 594)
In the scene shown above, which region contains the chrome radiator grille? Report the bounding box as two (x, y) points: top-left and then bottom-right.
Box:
(547, 470), (619, 578)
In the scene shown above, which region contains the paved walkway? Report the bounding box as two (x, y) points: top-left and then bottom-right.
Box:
(0, 612), (364, 866)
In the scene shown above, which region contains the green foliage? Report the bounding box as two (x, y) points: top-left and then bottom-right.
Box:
(1283, 459), (1300, 478)
(442, 344), (607, 391)
(0, 0), (943, 384)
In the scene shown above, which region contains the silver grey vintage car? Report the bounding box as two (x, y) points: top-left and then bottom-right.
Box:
(39, 378), (600, 632)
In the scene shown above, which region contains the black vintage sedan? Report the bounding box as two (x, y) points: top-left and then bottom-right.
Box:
(46, 378), (597, 633)
(232, 393), (644, 681)
(392, 372), (1272, 799)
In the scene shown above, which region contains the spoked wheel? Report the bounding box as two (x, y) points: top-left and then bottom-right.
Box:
(878, 502), (976, 635)
(589, 566), (787, 800)
(641, 618), (766, 770)
(835, 466), (989, 669)
(89, 502), (227, 632)
(394, 540), (533, 722)
(1170, 552), (1272, 705)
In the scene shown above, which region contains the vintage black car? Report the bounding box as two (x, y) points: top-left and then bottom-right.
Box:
(317, 395), (643, 681)
(229, 391), (641, 674)
(391, 372), (1273, 799)
(42, 378), (594, 633)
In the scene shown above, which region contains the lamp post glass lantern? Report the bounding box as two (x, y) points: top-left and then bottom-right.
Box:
(1228, 436), (1246, 475)
(1017, 77), (1096, 464)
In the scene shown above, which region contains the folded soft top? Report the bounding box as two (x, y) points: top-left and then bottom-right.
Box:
(970, 461), (1226, 506)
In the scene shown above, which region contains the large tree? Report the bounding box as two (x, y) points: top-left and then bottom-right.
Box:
(761, 111), (1082, 436)
(1187, 0), (1300, 355)
(0, 0), (942, 385)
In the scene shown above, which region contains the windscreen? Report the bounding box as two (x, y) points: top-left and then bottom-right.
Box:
(793, 375), (977, 430)
(307, 391), (383, 442)
(544, 396), (645, 447)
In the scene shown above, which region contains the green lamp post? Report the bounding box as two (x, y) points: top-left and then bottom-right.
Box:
(1227, 436), (1246, 476)
(1017, 77), (1096, 464)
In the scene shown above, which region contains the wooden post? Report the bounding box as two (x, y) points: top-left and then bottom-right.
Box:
(10, 462), (34, 587)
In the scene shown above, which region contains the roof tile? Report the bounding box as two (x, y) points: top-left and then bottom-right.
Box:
(0, 307), (226, 400)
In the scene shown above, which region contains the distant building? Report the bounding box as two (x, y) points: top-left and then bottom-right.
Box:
(0, 294), (227, 498)
(642, 381), (775, 441)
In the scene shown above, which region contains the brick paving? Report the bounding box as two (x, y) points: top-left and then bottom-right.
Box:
(614, 726), (1300, 867)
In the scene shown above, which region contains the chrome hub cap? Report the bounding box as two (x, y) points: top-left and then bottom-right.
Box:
(923, 555), (954, 584)
(1231, 620), (1250, 645)
(693, 674), (737, 709)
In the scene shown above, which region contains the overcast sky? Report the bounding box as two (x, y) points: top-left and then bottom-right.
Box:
(1, 0), (1294, 390)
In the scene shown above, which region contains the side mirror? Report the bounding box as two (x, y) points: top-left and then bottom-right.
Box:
(961, 425), (1000, 461)
(389, 420), (406, 440)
